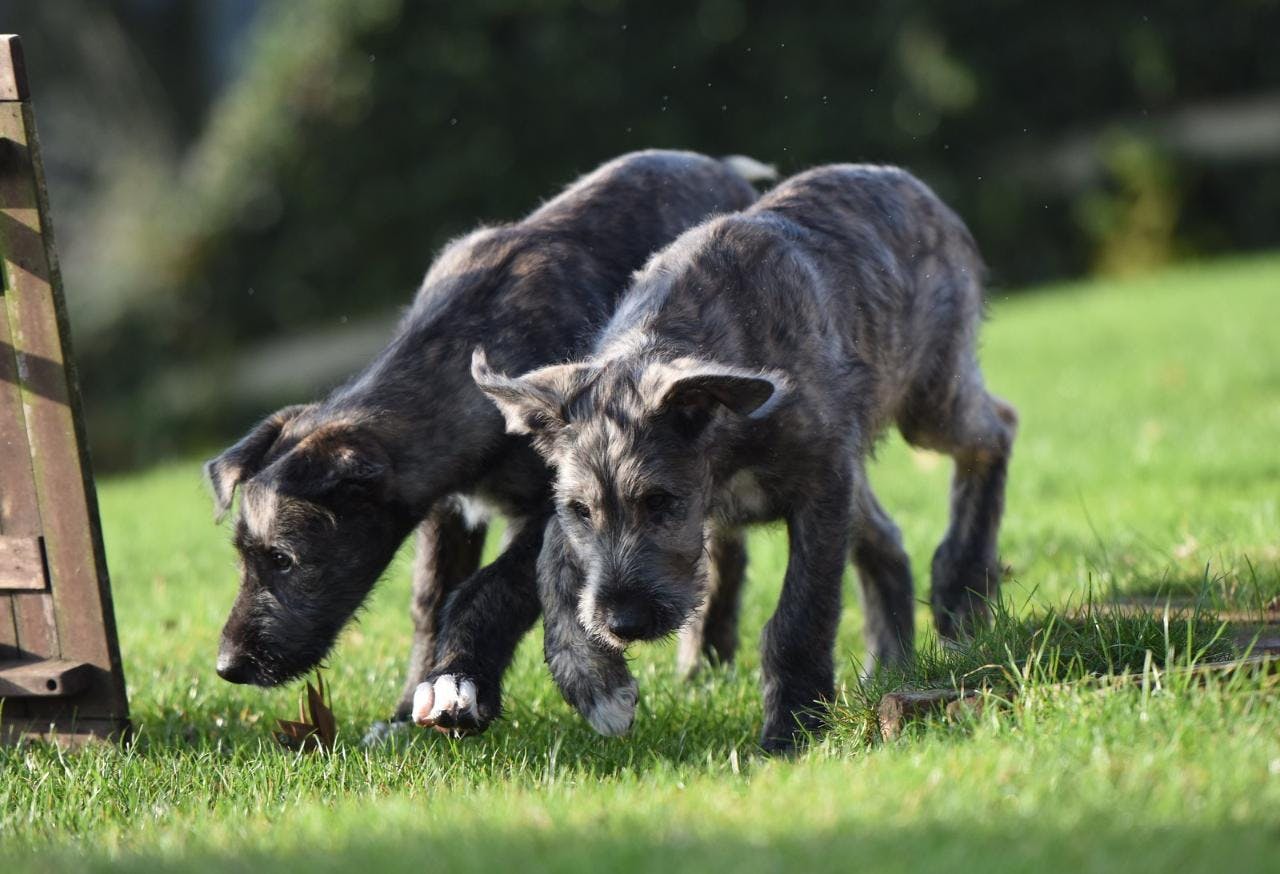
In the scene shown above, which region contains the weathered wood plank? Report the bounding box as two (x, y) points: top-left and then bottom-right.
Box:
(11, 590), (56, 655)
(0, 101), (65, 675)
(0, 592), (22, 719)
(0, 658), (90, 697)
(0, 297), (42, 533)
(5, 105), (126, 682)
(0, 98), (127, 717)
(0, 35), (128, 740)
(0, 534), (43, 589)
(0, 237), (39, 718)
(0, 36), (27, 102)
(0, 593), (18, 660)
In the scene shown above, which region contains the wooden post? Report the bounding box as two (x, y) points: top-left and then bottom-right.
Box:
(0, 34), (129, 745)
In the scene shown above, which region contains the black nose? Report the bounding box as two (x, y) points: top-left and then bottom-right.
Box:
(605, 601), (651, 641)
(216, 644), (254, 684)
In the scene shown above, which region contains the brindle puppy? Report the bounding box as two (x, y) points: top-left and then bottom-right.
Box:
(205, 151), (772, 738)
(475, 164), (1017, 752)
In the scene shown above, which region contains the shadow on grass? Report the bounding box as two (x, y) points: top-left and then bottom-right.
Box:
(92, 582), (1273, 776)
(99, 661), (767, 782)
(1107, 557), (1280, 609)
(56, 555), (1280, 783)
(830, 593), (1248, 744)
(28, 814), (1280, 874)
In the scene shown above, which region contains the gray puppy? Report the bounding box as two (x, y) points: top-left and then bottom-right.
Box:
(474, 164), (1017, 751)
(204, 150), (771, 737)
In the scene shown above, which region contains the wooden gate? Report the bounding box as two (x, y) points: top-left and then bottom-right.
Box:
(0, 34), (129, 744)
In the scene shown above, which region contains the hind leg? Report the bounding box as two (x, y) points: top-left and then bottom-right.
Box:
(851, 480), (915, 670)
(677, 527), (748, 677)
(903, 376), (1017, 640)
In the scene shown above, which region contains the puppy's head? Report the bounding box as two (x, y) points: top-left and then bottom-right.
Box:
(206, 406), (415, 686)
(474, 348), (785, 649)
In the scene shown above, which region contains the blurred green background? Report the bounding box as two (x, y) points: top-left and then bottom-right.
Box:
(1, 0), (1277, 469)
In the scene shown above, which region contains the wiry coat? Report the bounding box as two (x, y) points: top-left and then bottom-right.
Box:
(476, 165), (1017, 751)
(205, 151), (766, 735)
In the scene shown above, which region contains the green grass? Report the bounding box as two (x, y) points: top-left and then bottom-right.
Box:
(3, 254), (1280, 871)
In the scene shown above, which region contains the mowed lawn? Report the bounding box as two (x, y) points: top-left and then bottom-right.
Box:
(3, 255), (1279, 872)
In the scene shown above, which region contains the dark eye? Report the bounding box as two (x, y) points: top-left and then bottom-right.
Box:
(268, 549), (294, 573)
(643, 491), (677, 518)
(566, 500), (592, 522)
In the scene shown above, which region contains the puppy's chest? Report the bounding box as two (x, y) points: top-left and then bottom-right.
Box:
(712, 469), (778, 526)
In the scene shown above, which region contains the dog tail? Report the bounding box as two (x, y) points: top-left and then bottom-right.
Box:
(721, 154), (779, 185)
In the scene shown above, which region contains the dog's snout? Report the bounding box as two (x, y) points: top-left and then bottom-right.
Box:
(603, 600), (651, 642)
(216, 642), (253, 684)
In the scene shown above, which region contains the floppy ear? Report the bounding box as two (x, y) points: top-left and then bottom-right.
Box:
(471, 347), (593, 444)
(205, 404), (313, 521)
(646, 360), (787, 438)
(273, 425), (392, 502)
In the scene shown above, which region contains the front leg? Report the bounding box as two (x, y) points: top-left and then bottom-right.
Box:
(394, 501), (487, 720)
(412, 513), (547, 735)
(539, 517), (637, 735)
(364, 502), (486, 745)
(760, 464), (853, 754)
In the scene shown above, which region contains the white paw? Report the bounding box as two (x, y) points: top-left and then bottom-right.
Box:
(360, 719), (410, 747)
(412, 674), (479, 728)
(584, 679), (638, 736)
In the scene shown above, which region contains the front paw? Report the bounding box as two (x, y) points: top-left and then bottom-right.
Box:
(759, 732), (800, 756)
(931, 543), (1000, 640)
(759, 700), (828, 756)
(582, 677), (638, 736)
(759, 719), (815, 757)
(412, 673), (492, 736)
(545, 643), (638, 736)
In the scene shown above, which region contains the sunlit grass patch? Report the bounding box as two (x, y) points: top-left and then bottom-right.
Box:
(2, 254), (1279, 871)
(829, 594), (1248, 746)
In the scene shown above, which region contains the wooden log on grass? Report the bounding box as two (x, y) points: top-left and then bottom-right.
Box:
(877, 653), (1280, 741)
(878, 688), (981, 740)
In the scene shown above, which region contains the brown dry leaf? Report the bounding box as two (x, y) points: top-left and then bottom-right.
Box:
(307, 673), (337, 746)
(275, 719), (320, 751)
(275, 670), (337, 752)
